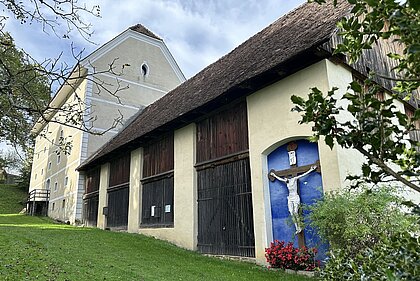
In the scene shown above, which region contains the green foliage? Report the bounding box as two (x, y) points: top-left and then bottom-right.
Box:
(320, 232), (420, 280)
(0, 214), (310, 281)
(15, 152), (32, 192)
(0, 32), (50, 151)
(310, 0), (419, 95)
(307, 186), (416, 256)
(292, 79), (420, 191)
(0, 184), (27, 213)
(0, 150), (20, 174)
(295, 0), (420, 191)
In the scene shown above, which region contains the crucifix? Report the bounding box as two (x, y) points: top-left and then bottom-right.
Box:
(268, 141), (321, 247)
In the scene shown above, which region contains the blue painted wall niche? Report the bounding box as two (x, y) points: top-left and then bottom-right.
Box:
(267, 139), (326, 259)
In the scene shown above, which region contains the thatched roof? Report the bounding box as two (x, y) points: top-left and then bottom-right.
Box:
(78, 1), (351, 171)
(129, 24), (162, 41)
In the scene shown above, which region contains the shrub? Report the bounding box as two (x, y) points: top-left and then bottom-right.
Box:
(320, 231), (420, 280)
(307, 185), (415, 257)
(265, 240), (319, 271)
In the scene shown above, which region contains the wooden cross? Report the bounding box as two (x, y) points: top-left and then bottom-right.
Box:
(268, 142), (321, 248)
(268, 160), (321, 182)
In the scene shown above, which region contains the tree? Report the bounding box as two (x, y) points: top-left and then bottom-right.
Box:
(0, 150), (21, 174)
(0, 1), (126, 154)
(292, 0), (420, 192)
(0, 32), (51, 151)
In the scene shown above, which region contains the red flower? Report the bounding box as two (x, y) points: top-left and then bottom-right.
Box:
(265, 240), (320, 271)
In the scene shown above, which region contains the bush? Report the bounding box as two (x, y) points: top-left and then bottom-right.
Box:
(265, 240), (319, 271)
(320, 231), (420, 280)
(307, 185), (415, 257)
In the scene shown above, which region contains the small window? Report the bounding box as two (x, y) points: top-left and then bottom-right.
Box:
(37, 153), (40, 159)
(57, 154), (61, 164)
(41, 169), (44, 175)
(46, 179), (51, 190)
(35, 174), (37, 180)
(64, 176), (69, 186)
(52, 202), (55, 211)
(141, 63), (149, 77)
(54, 182), (58, 191)
(44, 147), (46, 153)
(62, 199), (65, 209)
(60, 130), (64, 138)
(48, 162), (52, 170)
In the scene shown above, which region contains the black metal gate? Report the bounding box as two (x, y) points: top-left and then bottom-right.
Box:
(197, 157), (255, 257)
(83, 193), (99, 227)
(107, 185), (129, 229)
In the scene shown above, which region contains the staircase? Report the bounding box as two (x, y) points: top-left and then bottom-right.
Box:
(27, 189), (50, 216)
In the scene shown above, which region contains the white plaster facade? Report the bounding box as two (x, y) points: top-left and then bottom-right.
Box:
(29, 26), (185, 223)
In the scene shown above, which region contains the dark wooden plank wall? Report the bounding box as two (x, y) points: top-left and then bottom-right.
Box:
(196, 101), (255, 257)
(322, 32), (419, 107)
(196, 101), (249, 163)
(107, 153), (131, 229)
(197, 158), (255, 257)
(143, 134), (174, 177)
(85, 167), (100, 194)
(141, 176), (174, 226)
(109, 153), (130, 188)
(107, 187), (129, 229)
(83, 195), (99, 227)
(141, 133), (174, 227)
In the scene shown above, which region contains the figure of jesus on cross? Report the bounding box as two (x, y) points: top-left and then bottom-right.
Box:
(268, 142), (321, 246)
(269, 165), (317, 234)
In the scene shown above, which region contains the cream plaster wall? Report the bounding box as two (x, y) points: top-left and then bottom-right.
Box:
(30, 31), (184, 224)
(324, 60), (366, 186)
(137, 123), (197, 250)
(86, 100), (139, 131)
(97, 163), (110, 229)
(91, 37), (182, 92)
(90, 74), (168, 107)
(128, 148), (142, 232)
(30, 80), (88, 223)
(246, 60), (351, 263)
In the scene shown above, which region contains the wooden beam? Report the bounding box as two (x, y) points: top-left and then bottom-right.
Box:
(268, 160), (320, 181)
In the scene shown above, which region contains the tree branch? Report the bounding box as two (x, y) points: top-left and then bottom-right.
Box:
(355, 144), (420, 193)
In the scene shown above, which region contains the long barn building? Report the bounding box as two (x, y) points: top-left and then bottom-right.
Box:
(77, 1), (419, 263)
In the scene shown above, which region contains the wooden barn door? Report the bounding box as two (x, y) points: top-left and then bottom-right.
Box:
(107, 153), (130, 229)
(83, 167), (100, 227)
(83, 195), (99, 227)
(141, 134), (174, 227)
(196, 101), (255, 257)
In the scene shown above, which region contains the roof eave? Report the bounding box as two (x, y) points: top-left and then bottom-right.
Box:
(77, 46), (332, 171)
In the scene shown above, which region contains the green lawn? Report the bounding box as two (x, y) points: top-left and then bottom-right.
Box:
(0, 184), (27, 214)
(0, 214), (312, 281)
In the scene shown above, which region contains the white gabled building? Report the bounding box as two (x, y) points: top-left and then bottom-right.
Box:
(28, 24), (185, 223)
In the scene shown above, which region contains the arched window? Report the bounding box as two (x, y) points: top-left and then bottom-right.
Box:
(141, 62), (149, 77)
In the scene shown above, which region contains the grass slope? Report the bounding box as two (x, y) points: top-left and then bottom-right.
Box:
(0, 215), (312, 281)
(0, 184), (27, 214)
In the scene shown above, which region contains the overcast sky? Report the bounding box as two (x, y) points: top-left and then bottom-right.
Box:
(4, 0), (305, 79)
(1, 0), (305, 154)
